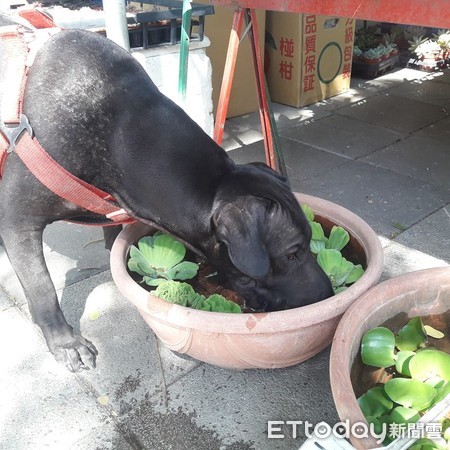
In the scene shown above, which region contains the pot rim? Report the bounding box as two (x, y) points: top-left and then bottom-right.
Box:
(329, 266), (450, 449)
(110, 192), (383, 334)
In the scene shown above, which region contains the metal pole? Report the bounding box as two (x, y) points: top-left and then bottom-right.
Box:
(178, 0), (192, 100)
(213, 8), (245, 144)
(103, 0), (130, 51)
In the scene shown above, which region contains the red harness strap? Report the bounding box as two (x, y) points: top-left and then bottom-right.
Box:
(0, 11), (136, 226)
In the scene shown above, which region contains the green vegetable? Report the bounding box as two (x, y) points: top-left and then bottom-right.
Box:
(361, 327), (396, 368)
(154, 280), (203, 307)
(395, 316), (427, 351)
(128, 232), (199, 286)
(409, 350), (450, 383)
(389, 406), (420, 425)
(395, 351), (416, 377)
(358, 387), (393, 417)
(300, 203), (365, 290)
(154, 280), (242, 313)
(316, 248), (364, 293)
(384, 378), (436, 411)
(197, 294), (242, 313)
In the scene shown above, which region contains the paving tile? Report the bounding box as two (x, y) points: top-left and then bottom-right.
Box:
(228, 137), (347, 182)
(119, 348), (338, 450)
(381, 240), (449, 281)
(416, 115), (450, 144)
(0, 307), (110, 449)
(225, 102), (331, 134)
(432, 68), (450, 84)
(393, 206), (450, 263)
(43, 221), (111, 287)
(315, 69), (426, 112)
(222, 123), (264, 152)
(336, 92), (449, 133)
(384, 78), (450, 108)
(280, 114), (403, 159)
(0, 221), (111, 306)
(61, 271), (201, 417)
(362, 134), (450, 190)
(226, 138), (266, 165)
(290, 160), (448, 237)
(69, 421), (135, 450)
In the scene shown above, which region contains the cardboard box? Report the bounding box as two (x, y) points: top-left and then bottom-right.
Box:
(265, 12), (354, 107)
(197, 2), (265, 118)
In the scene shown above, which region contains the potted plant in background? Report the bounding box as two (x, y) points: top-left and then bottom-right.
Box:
(408, 29), (450, 70)
(352, 23), (400, 78)
(330, 267), (450, 449)
(111, 193), (383, 370)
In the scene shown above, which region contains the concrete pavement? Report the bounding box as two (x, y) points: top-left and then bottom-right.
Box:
(1, 67), (449, 449)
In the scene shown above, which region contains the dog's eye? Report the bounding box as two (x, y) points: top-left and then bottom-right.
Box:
(287, 253), (297, 261)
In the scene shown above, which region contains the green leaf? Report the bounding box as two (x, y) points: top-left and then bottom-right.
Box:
(395, 351), (416, 377)
(366, 416), (385, 435)
(389, 406), (420, 425)
(138, 234), (185, 270)
(199, 294), (242, 313)
(334, 257), (354, 286)
(166, 261), (199, 280)
(384, 378), (436, 411)
(301, 204), (315, 222)
(410, 438), (446, 450)
(154, 280), (200, 307)
(434, 381), (450, 404)
(424, 325), (445, 339)
(395, 317), (427, 351)
(310, 222), (328, 254)
(128, 245), (153, 276)
(143, 276), (167, 286)
(346, 264), (364, 284)
(317, 249), (342, 275)
(361, 327), (397, 368)
(327, 226), (350, 251)
(409, 350), (450, 383)
(311, 221), (326, 240)
(358, 387), (393, 418)
(310, 239), (326, 254)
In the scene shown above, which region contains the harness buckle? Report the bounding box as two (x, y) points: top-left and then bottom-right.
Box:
(5, 114), (34, 153)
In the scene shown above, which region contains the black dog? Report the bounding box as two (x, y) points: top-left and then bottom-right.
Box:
(0, 29), (333, 371)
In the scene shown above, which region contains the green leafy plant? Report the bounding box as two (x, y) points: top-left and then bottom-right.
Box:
(154, 280), (242, 313)
(357, 317), (450, 446)
(301, 204), (364, 293)
(128, 232), (199, 286)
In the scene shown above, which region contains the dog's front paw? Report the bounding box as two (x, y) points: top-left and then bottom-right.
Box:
(50, 334), (98, 372)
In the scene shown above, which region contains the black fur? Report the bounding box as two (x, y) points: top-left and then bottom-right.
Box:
(0, 30), (332, 371)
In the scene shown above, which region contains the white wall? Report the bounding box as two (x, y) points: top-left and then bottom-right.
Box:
(131, 38), (214, 137)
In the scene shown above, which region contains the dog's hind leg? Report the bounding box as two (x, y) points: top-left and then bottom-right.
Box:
(0, 223), (98, 371)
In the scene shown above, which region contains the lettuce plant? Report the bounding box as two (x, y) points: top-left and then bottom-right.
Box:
(128, 232), (199, 286)
(301, 204), (364, 293)
(357, 317), (450, 447)
(154, 280), (242, 313)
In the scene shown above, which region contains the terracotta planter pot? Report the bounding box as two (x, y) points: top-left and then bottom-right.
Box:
(330, 267), (450, 449)
(362, 56), (382, 64)
(110, 193), (383, 369)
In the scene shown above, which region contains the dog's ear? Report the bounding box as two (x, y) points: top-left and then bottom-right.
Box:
(212, 198), (270, 280)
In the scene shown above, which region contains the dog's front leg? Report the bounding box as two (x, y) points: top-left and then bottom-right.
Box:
(1, 226), (97, 371)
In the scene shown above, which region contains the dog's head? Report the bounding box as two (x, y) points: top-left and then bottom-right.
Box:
(210, 162), (333, 312)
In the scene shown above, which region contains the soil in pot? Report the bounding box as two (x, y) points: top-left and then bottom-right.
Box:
(127, 213), (367, 313)
(351, 310), (450, 398)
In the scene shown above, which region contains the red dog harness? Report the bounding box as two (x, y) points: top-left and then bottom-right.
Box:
(0, 8), (136, 226)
